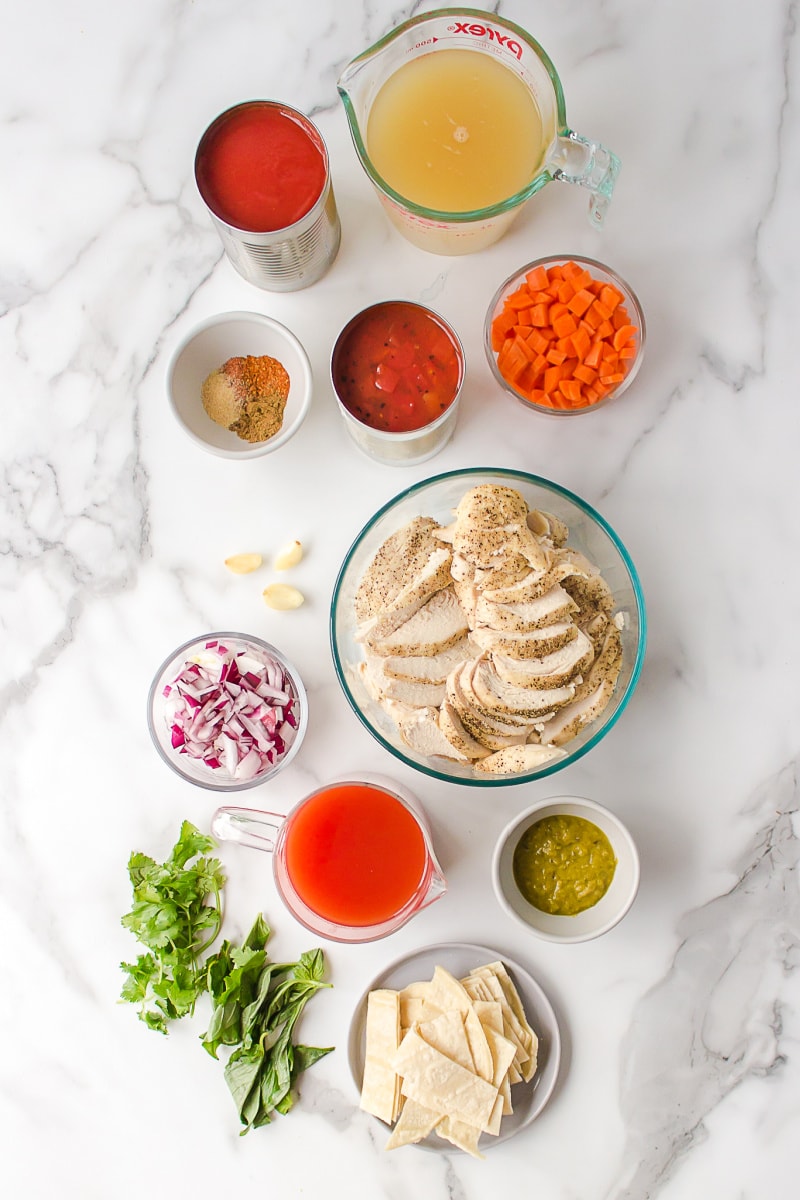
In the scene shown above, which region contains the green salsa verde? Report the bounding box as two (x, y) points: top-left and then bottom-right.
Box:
(512, 814), (617, 916)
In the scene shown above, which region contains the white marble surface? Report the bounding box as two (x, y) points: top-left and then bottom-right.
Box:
(3, 1), (799, 1196)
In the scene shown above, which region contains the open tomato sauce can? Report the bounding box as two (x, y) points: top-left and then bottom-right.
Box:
(331, 299), (465, 465)
(195, 100), (341, 292)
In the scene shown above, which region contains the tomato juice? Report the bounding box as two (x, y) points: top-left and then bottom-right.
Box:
(195, 101), (327, 232)
(332, 301), (463, 435)
(283, 782), (429, 927)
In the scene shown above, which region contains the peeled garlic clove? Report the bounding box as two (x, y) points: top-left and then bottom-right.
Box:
(263, 583), (305, 611)
(225, 553), (263, 575)
(274, 540), (303, 571)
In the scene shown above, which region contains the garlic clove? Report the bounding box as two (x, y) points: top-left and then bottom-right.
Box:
(263, 583), (305, 611)
(274, 540), (304, 571)
(225, 553), (263, 575)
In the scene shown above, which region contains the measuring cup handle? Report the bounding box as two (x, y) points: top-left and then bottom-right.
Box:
(550, 131), (621, 228)
(211, 806), (284, 853)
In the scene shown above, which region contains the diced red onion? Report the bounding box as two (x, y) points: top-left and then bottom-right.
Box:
(160, 640), (299, 781)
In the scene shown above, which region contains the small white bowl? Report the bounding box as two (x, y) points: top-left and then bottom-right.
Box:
(167, 311), (312, 458)
(492, 796), (640, 943)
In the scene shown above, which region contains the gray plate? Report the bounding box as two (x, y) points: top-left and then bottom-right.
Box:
(348, 941), (562, 1153)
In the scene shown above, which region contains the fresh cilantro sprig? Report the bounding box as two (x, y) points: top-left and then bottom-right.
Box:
(119, 820), (226, 1033)
(202, 914), (333, 1133)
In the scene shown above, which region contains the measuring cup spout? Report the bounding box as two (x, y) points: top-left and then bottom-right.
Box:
(211, 806), (283, 853)
(419, 860), (448, 912)
(548, 131), (621, 228)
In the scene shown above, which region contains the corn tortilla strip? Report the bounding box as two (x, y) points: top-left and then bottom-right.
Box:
(360, 989), (402, 1124)
(473, 999), (514, 1104)
(484, 1025), (518, 1123)
(473, 998), (503, 1034)
(399, 994), (428, 1033)
(463, 1006), (494, 1082)
(427, 965), (474, 1014)
(399, 980), (431, 1003)
(435, 1115), (485, 1159)
(384, 1098), (441, 1150)
(392, 1031), (499, 1130)
(417, 1009), (475, 1072)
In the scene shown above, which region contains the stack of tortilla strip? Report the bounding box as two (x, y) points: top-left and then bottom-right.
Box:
(359, 961), (538, 1157)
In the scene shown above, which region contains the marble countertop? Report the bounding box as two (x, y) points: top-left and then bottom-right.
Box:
(4, 1), (799, 1196)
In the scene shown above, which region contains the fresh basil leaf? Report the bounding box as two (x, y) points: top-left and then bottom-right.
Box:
(242, 913), (271, 952)
(225, 1045), (264, 1125)
(292, 1043), (335, 1073)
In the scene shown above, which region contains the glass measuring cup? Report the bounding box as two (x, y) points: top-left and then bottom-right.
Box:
(211, 777), (447, 943)
(337, 8), (620, 254)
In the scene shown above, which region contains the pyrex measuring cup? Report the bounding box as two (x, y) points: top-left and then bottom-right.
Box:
(337, 8), (620, 254)
(211, 777), (447, 943)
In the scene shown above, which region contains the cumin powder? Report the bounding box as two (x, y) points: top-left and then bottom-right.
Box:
(201, 354), (290, 443)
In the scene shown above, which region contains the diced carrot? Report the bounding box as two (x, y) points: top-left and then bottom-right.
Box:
(596, 319), (615, 340)
(599, 284), (622, 312)
(530, 303), (550, 327)
(570, 326), (592, 360)
(613, 324), (637, 351)
(506, 287), (533, 310)
(567, 288), (594, 317)
(599, 371), (625, 385)
(552, 312), (578, 338)
(619, 345), (638, 360)
(491, 308), (516, 350)
(556, 280), (575, 304)
(543, 365), (563, 393)
(525, 264), (550, 291)
(573, 363), (597, 385)
(559, 378), (583, 403)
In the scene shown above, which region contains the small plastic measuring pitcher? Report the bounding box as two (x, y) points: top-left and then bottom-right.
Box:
(337, 8), (620, 254)
(211, 776), (447, 943)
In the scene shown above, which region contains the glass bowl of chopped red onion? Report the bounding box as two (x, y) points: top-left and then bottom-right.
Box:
(147, 632), (308, 791)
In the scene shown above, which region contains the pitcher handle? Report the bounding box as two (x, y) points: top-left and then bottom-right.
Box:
(549, 131), (621, 228)
(211, 806), (284, 853)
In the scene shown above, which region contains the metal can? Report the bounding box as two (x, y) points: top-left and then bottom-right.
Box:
(195, 100), (341, 292)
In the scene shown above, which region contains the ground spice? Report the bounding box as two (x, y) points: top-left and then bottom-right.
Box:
(201, 354), (290, 443)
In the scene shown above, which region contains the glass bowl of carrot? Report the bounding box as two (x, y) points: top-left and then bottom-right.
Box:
(484, 256), (645, 415)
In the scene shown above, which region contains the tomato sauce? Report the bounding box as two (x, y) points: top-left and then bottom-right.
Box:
(332, 301), (463, 434)
(283, 782), (428, 926)
(195, 102), (327, 232)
